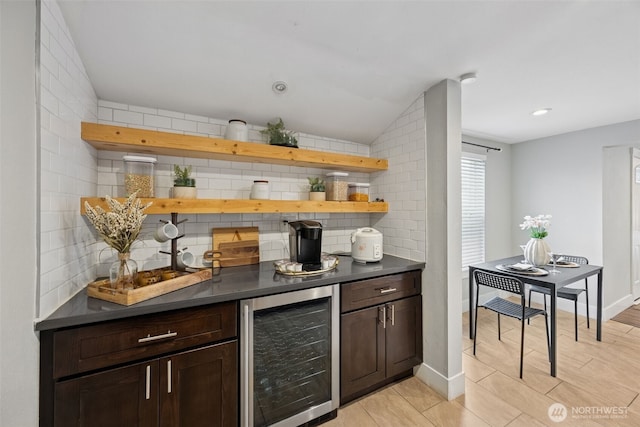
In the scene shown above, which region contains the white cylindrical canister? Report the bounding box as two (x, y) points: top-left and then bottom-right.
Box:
(224, 119), (248, 141)
(250, 180), (270, 200)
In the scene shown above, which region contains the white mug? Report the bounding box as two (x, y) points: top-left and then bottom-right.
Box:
(154, 222), (179, 243)
(176, 251), (195, 270)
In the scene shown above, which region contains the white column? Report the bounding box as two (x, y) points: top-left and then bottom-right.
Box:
(414, 79), (465, 399)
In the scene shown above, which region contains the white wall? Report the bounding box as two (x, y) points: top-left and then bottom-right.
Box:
(511, 119), (640, 318)
(0, 1), (39, 425)
(39, 0), (98, 318)
(370, 93), (426, 261)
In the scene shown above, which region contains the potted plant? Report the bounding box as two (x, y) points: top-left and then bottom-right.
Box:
(173, 165), (197, 199)
(260, 118), (298, 147)
(308, 176), (326, 201)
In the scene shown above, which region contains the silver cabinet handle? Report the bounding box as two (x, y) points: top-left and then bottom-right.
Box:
(138, 331), (177, 343)
(379, 306), (386, 329)
(167, 360), (172, 394)
(145, 365), (151, 400)
(242, 304), (250, 426)
(390, 304), (395, 326)
(380, 287), (397, 294)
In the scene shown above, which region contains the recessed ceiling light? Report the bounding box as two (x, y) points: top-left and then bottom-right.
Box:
(532, 108), (552, 116)
(460, 73), (477, 85)
(272, 81), (288, 94)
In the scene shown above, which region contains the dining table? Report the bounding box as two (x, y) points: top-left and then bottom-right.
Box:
(468, 255), (603, 377)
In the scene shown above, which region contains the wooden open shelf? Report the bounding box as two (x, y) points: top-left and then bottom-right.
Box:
(81, 198), (388, 215)
(82, 122), (388, 173)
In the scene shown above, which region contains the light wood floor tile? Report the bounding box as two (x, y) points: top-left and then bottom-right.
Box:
(505, 412), (550, 427)
(455, 378), (521, 426)
(358, 385), (436, 426)
(422, 400), (491, 427)
(322, 401), (378, 427)
(391, 376), (444, 413)
(476, 371), (555, 424)
(462, 352), (495, 382)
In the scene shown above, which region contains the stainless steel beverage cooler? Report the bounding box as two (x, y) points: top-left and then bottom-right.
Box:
(241, 284), (339, 427)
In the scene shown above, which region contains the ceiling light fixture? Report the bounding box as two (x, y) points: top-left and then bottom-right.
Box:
(459, 72), (477, 85)
(532, 108), (552, 116)
(272, 81), (288, 94)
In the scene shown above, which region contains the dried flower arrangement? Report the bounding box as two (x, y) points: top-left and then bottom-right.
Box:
(84, 192), (152, 253)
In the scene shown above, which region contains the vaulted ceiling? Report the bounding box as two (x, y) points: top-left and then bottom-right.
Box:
(58, 0), (640, 144)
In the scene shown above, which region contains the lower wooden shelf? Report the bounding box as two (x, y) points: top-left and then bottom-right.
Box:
(81, 197), (388, 214)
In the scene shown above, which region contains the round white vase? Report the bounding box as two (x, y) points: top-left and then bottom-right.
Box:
(524, 238), (551, 266)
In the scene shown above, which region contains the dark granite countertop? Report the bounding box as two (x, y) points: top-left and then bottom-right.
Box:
(35, 254), (424, 332)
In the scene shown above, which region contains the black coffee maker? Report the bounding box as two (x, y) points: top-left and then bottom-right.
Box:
(289, 220), (323, 271)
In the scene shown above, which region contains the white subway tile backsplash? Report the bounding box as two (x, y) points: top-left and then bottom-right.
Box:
(144, 113), (171, 128)
(98, 107), (113, 121)
(157, 108), (185, 119)
(129, 105), (158, 115)
(98, 99), (129, 110)
(41, 0), (381, 315)
(114, 109), (144, 125)
(184, 113), (210, 123)
(197, 121), (221, 135)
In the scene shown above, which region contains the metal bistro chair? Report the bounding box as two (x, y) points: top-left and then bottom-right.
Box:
(473, 270), (550, 378)
(528, 255), (589, 341)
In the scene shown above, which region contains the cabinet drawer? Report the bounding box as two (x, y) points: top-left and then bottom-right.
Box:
(341, 271), (421, 313)
(53, 302), (237, 379)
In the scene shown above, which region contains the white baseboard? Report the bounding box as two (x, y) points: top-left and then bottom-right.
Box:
(414, 363), (465, 400)
(605, 293), (634, 320)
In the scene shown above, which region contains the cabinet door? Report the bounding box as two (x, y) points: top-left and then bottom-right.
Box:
(386, 295), (423, 377)
(340, 305), (385, 402)
(159, 341), (238, 427)
(54, 361), (157, 427)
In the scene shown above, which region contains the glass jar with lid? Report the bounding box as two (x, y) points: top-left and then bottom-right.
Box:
(348, 183), (370, 202)
(123, 155), (156, 197)
(325, 172), (349, 201)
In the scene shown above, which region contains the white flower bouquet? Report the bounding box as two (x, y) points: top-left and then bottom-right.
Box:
(84, 192), (152, 253)
(519, 214), (552, 239)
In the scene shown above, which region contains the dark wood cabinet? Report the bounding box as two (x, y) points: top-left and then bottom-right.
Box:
(159, 342), (237, 427)
(54, 360), (157, 427)
(41, 302), (238, 427)
(340, 272), (422, 404)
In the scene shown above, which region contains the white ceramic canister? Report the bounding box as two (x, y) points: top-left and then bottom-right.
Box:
(250, 180), (270, 200)
(224, 119), (248, 141)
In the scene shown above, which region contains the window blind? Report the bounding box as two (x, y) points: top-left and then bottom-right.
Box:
(461, 154), (486, 269)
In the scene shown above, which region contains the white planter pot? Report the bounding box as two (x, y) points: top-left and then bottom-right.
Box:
(309, 192), (326, 201)
(172, 186), (197, 199)
(524, 238), (551, 266)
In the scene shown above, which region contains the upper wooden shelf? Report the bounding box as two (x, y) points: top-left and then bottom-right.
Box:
(81, 122), (388, 173)
(81, 198), (388, 215)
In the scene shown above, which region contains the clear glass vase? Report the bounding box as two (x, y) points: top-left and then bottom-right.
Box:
(109, 252), (138, 290)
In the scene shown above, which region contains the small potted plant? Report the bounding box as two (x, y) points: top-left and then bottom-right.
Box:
(260, 118), (298, 148)
(308, 176), (326, 201)
(172, 165), (197, 199)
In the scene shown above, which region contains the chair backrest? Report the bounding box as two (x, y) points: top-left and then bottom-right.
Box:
(560, 255), (588, 265)
(474, 270), (525, 296)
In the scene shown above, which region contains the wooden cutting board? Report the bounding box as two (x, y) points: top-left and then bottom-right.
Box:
(210, 227), (260, 267)
(205, 240), (260, 267)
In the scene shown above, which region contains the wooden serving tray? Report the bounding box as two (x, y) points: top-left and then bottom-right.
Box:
(86, 268), (212, 306)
